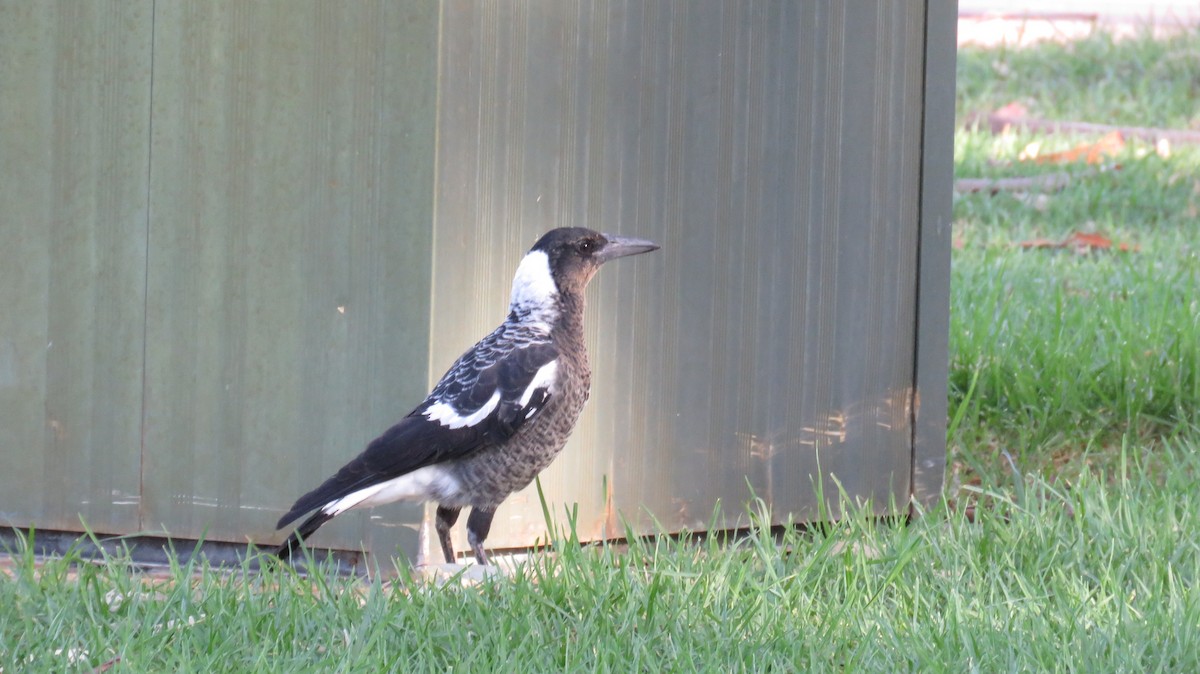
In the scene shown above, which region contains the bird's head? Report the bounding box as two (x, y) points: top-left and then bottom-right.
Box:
(510, 227), (659, 320)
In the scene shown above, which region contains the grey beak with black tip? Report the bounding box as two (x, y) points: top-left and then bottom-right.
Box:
(596, 235), (660, 263)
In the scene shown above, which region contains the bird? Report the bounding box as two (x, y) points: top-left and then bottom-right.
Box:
(275, 227), (659, 565)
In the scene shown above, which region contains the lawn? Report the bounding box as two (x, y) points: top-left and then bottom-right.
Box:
(4, 29), (1200, 673)
(951, 29), (1200, 485)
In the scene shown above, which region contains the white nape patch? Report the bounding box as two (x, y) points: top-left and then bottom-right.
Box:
(510, 250), (559, 314)
(321, 466), (461, 516)
(424, 390), (501, 429)
(519, 360), (559, 406)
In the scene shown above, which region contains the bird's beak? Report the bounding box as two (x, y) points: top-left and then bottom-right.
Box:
(596, 234), (660, 263)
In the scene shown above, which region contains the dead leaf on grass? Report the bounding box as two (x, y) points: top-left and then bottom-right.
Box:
(990, 100), (1030, 133)
(91, 657), (122, 674)
(1017, 237), (1061, 249)
(1020, 130), (1125, 165)
(1066, 231), (1113, 251)
(1017, 230), (1139, 254)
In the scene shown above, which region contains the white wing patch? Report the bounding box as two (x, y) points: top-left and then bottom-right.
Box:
(320, 466), (461, 516)
(424, 390), (502, 429)
(519, 359), (559, 407)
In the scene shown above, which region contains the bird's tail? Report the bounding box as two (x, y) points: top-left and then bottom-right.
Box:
(275, 510), (334, 560)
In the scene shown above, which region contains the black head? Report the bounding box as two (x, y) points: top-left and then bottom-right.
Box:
(527, 227), (660, 295)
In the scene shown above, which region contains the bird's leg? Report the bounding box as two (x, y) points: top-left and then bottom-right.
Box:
(466, 507), (497, 566)
(435, 505), (461, 563)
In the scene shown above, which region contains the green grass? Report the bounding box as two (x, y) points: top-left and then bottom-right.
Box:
(957, 28), (1200, 128)
(4, 441), (1200, 671)
(951, 30), (1200, 481)
(5, 27), (1200, 674)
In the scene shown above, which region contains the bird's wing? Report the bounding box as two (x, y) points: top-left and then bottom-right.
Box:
(424, 331), (559, 441)
(275, 326), (558, 529)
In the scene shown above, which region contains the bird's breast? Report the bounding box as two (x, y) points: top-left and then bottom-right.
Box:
(445, 345), (592, 507)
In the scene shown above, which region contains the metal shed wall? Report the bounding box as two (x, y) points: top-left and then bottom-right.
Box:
(0, 0), (952, 564)
(140, 0), (439, 557)
(431, 0), (952, 554)
(0, 2), (152, 535)
(0, 1), (440, 559)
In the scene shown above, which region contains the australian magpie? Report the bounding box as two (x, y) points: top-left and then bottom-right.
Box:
(275, 227), (659, 565)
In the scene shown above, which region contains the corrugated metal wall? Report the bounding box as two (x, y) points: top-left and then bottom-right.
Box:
(0, 1), (440, 558)
(432, 1), (948, 554)
(0, 0), (952, 564)
(140, 0), (439, 556)
(0, 2), (152, 536)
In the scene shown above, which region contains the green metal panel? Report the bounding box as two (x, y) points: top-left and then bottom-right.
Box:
(141, 1), (438, 556)
(0, 2), (152, 534)
(433, 1), (942, 550)
(2, 0), (949, 565)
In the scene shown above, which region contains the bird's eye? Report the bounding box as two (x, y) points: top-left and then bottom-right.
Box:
(578, 239), (597, 254)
